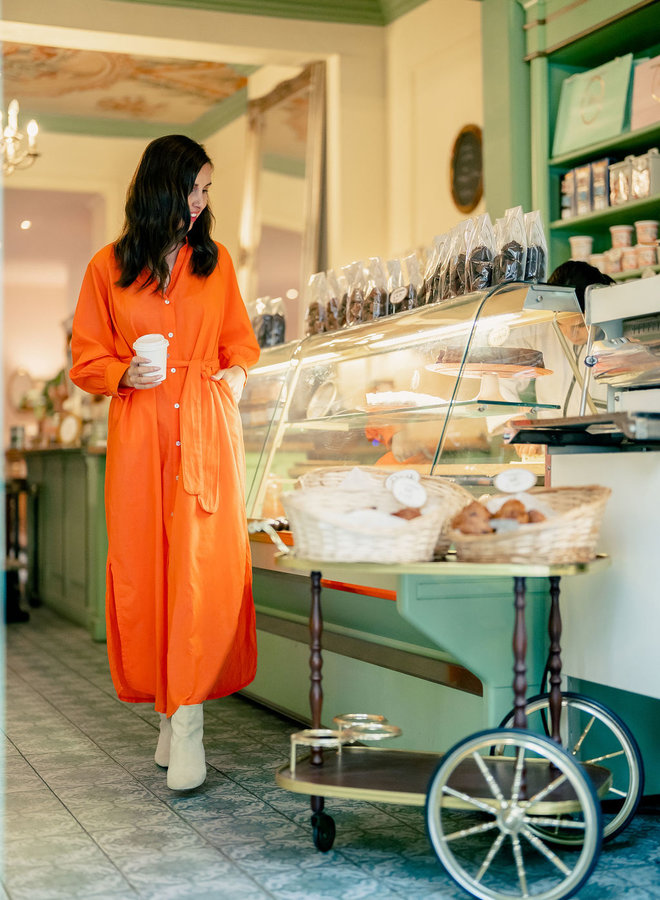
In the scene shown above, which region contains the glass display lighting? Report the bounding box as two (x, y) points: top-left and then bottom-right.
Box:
(1, 99), (39, 175)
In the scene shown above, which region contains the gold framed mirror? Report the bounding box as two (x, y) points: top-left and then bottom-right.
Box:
(238, 62), (326, 342)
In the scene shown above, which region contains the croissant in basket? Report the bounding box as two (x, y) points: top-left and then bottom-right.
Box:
(448, 485), (611, 565)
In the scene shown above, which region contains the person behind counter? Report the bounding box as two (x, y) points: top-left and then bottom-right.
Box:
(540, 260), (615, 415)
(69, 135), (260, 791)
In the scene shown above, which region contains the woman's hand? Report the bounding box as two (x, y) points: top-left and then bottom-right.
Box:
(120, 356), (162, 390)
(211, 365), (246, 403)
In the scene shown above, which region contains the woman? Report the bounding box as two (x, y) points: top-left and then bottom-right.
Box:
(70, 135), (260, 791)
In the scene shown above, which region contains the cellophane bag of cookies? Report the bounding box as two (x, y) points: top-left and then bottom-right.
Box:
(387, 258), (415, 315)
(466, 213), (495, 293)
(493, 206), (527, 284)
(364, 257), (390, 320)
(447, 219), (474, 298)
(423, 234), (447, 306)
(343, 261), (366, 327)
(304, 272), (327, 336)
(325, 268), (345, 331)
(250, 296), (270, 347)
(265, 297), (286, 346)
(402, 252), (424, 307)
(439, 224), (460, 301)
(524, 210), (548, 282)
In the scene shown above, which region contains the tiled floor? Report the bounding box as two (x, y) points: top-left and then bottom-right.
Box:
(3, 607), (660, 900)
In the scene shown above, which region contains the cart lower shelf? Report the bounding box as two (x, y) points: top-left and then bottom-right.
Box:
(276, 745), (612, 811)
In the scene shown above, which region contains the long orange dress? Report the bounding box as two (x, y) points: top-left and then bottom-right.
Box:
(70, 241), (260, 716)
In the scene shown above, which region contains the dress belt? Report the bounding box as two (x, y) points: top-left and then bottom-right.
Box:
(168, 357), (222, 514)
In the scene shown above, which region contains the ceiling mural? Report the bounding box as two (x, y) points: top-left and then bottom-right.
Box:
(1, 42), (253, 136)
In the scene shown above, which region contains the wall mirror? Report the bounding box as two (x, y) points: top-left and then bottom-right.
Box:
(238, 62), (326, 343)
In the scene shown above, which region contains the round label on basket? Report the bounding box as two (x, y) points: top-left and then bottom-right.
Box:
(494, 469), (536, 494)
(385, 470), (421, 491)
(391, 478), (427, 508)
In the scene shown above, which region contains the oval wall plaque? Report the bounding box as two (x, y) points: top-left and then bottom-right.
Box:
(450, 124), (483, 214)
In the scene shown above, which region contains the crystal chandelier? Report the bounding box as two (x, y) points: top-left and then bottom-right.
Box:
(2, 100), (39, 176)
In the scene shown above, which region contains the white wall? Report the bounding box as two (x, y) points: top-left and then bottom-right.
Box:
(386, 0), (484, 257)
(1, 0), (483, 265)
(203, 117), (249, 260)
(7, 130), (146, 246)
(1, 0), (389, 268)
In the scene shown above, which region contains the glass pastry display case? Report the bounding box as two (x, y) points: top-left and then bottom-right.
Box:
(241, 281), (591, 518)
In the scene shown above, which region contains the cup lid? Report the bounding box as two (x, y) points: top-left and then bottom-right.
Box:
(609, 224), (633, 231)
(133, 333), (168, 347)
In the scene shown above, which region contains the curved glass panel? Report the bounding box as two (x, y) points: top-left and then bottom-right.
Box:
(243, 282), (594, 516)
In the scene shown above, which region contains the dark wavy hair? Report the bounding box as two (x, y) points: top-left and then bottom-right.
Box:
(548, 260), (614, 312)
(114, 135), (218, 292)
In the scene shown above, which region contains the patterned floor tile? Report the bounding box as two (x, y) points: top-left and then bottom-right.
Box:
(5, 607), (660, 900)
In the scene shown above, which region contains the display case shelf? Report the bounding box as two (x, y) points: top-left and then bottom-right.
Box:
(284, 399), (561, 432)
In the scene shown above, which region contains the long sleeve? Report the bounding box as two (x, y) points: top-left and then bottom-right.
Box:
(70, 253), (131, 398)
(217, 246), (260, 375)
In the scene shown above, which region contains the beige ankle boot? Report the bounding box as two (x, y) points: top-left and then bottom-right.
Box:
(167, 703), (206, 791)
(154, 712), (172, 767)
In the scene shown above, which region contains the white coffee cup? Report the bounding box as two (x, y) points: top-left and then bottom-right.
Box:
(132, 333), (169, 382)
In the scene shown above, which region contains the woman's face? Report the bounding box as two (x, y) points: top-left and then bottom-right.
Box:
(188, 162), (212, 231)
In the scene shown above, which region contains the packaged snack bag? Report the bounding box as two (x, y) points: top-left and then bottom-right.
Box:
(343, 261), (366, 327)
(466, 213), (495, 292)
(422, 234), (446, 306)
(402, 252), (424, 307)
(364, 257), (390, 320)
(523, 210), (548, 282)
(265, 297), (286, 345)
(387, 258), (415, 315)
(447, 220), (471, 298)
(493, 206), (527, 284)
(304, 272), (327, 336)
(325, 268), (345, 331)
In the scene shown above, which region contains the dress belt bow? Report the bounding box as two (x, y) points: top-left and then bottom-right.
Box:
(169, 357), (222, 514)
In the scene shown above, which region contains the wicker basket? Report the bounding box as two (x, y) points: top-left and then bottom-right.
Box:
(448, 485), (611, 565)
(284, 466), (473, 563)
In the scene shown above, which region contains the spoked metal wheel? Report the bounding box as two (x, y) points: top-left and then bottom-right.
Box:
(497, 692), (644, 844)
(426, 729), (602, 900)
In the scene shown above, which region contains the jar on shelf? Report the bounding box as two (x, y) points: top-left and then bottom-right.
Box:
(604, 248), (623, 275)
(636, 244), (657, 267)
(610, 224), (634, 248)
(568, 234), (593, 260)
(621, 246), (638, 271)
(635, 219), (659, 245)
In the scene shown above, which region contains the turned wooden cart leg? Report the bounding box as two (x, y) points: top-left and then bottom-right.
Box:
(309, 570), (323, 759)
(548, 575), (563, 745)
(309, 570), (325, 811)
(512, 576), (528, 730)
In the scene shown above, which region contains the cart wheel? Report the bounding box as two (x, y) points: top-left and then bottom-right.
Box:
(497, 692), (644, 844)
(426, 728), (601, 900)
(312, 811), (336, 852)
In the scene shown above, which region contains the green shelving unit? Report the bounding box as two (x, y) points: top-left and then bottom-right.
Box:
(524, 0), (660, 273)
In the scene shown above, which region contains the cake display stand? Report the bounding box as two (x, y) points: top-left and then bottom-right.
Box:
(426, 363), (552, 404)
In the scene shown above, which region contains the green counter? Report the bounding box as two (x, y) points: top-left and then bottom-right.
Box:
(25, 448), (107, 641)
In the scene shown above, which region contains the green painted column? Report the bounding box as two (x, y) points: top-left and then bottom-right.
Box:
(481, 0), (531, 218)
